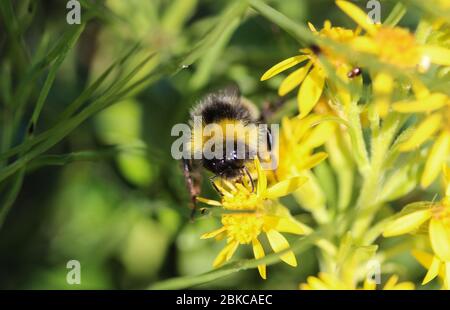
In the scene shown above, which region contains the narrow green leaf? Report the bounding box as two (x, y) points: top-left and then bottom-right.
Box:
(29, 23), (85, 129)
(26, 148), (121, 171)
(190, 17), (241, 89)
(0, 168), (25, 228)
(383, 2), (407, 27)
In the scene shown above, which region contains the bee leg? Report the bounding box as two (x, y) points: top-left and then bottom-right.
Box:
(182, 159), (201, 221)
(243, 166), (255, 193)
(266, 127), (273, 152)
(209, 174), (223, 196)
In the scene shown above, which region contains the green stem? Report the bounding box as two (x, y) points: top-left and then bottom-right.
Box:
(148, 232), (321, 289)
(0, 168), (25, 228)
(347, 101), (370, 176)
(249, 0), (314, 46)
(352, 113), (403, 240)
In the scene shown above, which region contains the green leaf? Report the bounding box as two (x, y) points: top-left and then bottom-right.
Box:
(190, 16), (241, 90)
(26, 148), (121, 171)
(383, 2), (407, 27)
(29, 24), (86, 130)
(162, 0), (198, 34)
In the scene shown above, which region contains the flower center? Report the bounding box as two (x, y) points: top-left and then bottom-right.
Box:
(222, 213), (264, 244)
(221, 182), (260, 210)
(374, 27), (420, 68)
(431, 202), (450, 224)
(320, 26), (355, 43)
(311, 26), (356, 68)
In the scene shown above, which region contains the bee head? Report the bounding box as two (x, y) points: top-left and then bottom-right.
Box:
(202, 148), (246, 179)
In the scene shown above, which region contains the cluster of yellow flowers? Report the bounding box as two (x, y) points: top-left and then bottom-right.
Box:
(383, 167), (450, 289)
(199, 159), (310, 279)
(198, 0), (450, 289)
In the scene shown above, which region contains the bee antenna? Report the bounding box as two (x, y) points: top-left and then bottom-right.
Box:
(190, 207), (197, 222)
(243, 166), (255, 193)
(210, 174), (223, 196)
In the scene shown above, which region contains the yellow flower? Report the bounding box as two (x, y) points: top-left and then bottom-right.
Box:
(275, 113), (333, 181)
(198, 159), (309, 279)
(260, 20), (358, 118)
(436, 0), (450, 9)
(337, 0), (450, 117)
(412, 250), (450, 289)
(383, 166), (450, 287)
(336, 0), (450, 69)
(300, 272), (414, 290)
(393, 88), (450, 187)
(267, 113), (334, 219)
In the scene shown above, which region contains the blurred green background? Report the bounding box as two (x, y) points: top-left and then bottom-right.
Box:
(0, 0), (426, 289)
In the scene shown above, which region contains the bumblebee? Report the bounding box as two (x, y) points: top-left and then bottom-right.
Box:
(182, 87), (272, 216)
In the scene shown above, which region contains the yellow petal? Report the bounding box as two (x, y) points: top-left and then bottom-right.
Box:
(281, 116), (294, 142)
(445, 165), (450, 197)
(363, 278), (377, 290)
(298, 66), (325, 119)
(299, 283), (312, 290)
(422, 255), (441, 285)
(317, 272), (346, 289)
(421, 131), (450, 188)
(226, 240), (239, 261)
(201, 226), (226, 239)
(196, 197), (222, 207)
(213, 241), (238, 267)
(399, 114), (443, 151)
(266, 215), (307, 235)
(307, 22), (318, 32)
(266, 229), (297, 267)
(336, 0), (376, 35)
(297, 152), (328, 170)
(305, 276), (330, 290)
(215, 233), (226, 241)
(393, 93), (448, 113)
(293, 113), (329, 142)
(278, 64), (311, 96)
(376, 100), (389, 118)
(265, 176), (308, 199)
(421, 45), (450, 66)
(389, 282), (415, 290)
(373, 72), (393, 118)
(255, 158), (267, 194)
(383, 210), (431, 237)
(383, 275), (399, 290)
(351, 36), (378, 54)
(252, 238), (266, 279)
(445, 262), (450, 290)
(373, 72), (393, 96)
(412, 249), (434, 269)
(429, 219), (450, 261)
(261, 55), (308, 81)
(301, 121), (335, 148)
(411, 78), (430, 99)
